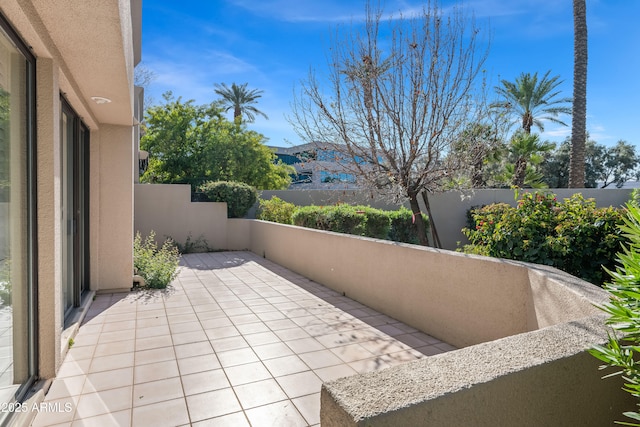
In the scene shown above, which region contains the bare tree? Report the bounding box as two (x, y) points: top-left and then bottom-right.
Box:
(290, 1), (489, 246)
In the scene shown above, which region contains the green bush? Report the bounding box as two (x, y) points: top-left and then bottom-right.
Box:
(133, 231), (180, 289)
(257, 196), (296, 224)
(590, 203), (640, 425)
(291, 204), (428, 242)
(462, 192), (627, 285)
(360, 206), (392, 239)
(387, 207), (430, 244)
(197, 181), (257, 218)
(292, 205), (366, 235)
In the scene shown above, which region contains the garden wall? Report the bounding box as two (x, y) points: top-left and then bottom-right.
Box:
(135, 183), (634, 425)
(257, 188), (632, 249)
(134, 184), (228, 250)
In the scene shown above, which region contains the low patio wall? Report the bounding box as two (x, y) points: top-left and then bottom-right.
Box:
(135, 184), (632, 425)
(321, 316), (633, 426)
(230, 219), (605, 348)
(227, 220), (632, 425)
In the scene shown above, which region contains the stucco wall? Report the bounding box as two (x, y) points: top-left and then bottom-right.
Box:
(134, 185), (606, 347)
(134, 184), (228, 250)
(237, 220), (606, 348)
(95, 125), (134, 292)
(321, 316), (634, 427)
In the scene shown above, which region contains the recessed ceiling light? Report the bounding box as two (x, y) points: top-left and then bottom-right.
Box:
(91, 96), (112, 104)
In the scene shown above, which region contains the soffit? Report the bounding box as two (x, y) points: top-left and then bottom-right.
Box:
(30, 0), (135, 126)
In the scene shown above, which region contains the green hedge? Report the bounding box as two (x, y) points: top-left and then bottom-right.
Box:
(388, 207), (429, 244)
(257, 196), (296, 224)
(287, 204), (427, 243)
(461, 192), (627, 286)
(197, 181), (257, 218)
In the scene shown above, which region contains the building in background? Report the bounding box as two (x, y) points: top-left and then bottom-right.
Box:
(270, 142), (360, 189)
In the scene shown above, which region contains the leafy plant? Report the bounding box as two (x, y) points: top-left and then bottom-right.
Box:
(590, 202), (640, 425)
(462, 192), (627, 285)
(198, 181), (257, 218)
(133, 231), (180, 289)
(257, 196), (296, 224)
(174, 233), (210, 254)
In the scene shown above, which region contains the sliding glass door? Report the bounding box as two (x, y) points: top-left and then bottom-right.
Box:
(61, 99), (90, 322)
(0, 10), (37, 414)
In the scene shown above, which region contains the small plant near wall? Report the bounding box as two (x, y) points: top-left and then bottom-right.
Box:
(174, 233), (211, 254)
(591, 202), (640, 426)
(133, 231), (180, 289)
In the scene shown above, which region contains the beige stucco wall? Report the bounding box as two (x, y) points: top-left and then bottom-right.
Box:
(235, 220), (605, 348)
(35, 57), (63, 378)
(134, 185), (606, 347)
(321, 316), (634, 427)
(134, 184), (229, 250)
(95, 125), (134, 292)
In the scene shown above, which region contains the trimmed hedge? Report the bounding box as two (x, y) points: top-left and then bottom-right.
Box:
(197, 181), (257, 218)
(287, 204), (428, 243)
(461, 192), (628, 286)
(388, 207), (429, 244)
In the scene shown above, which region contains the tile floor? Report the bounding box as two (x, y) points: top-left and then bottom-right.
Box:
(31, 251), (456, 427)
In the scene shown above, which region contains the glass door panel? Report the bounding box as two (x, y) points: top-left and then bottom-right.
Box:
(0, 11), (37, 416)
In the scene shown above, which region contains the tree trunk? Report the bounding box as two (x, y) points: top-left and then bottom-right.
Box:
(421, 191), (441, 248)
(513, 157), (527, 188)
(569, 0), (587, 188)
(408, 193), (429, 246)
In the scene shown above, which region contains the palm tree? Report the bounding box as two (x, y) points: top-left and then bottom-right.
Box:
(508, 132), (554, 188)
(214, 82), (268, 123)
(493, 71), (572, 134)
(569, 0), (588, 188)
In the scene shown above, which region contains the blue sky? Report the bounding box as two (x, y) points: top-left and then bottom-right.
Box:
(142, 0), (639, 148)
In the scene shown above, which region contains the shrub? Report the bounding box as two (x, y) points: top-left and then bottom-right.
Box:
(292, 204), (366, 235)
(360, 206), (391, 239)
(590, 202), (640, 425)
(197, 181), (257, 218)
(133, 231), (180, 289)
(291, 204), (428, 242)
(257, 196), (296, 224)
(462, 192), (627, 285)
(387, 207), (430, 244)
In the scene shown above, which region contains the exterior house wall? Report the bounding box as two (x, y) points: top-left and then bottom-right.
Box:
(95, 125), (134, 292)
(0, 1), (140, 421)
